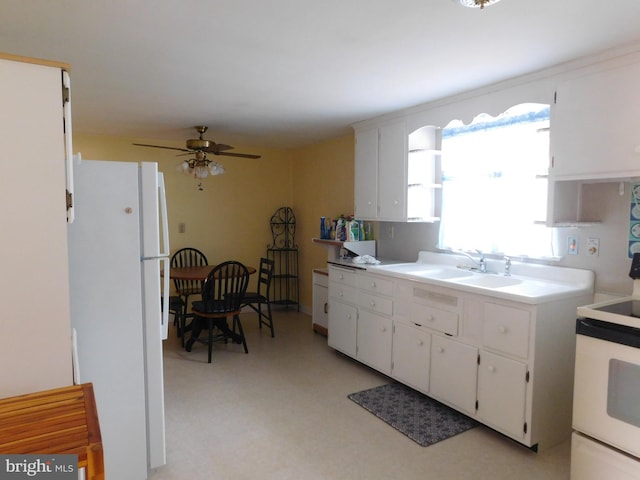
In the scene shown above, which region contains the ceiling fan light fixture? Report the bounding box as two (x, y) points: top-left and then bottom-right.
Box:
(456, 0), (501, 9)
(208, 162), (225, 176)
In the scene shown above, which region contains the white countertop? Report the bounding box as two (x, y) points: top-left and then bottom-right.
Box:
(330, 251), (594, 305)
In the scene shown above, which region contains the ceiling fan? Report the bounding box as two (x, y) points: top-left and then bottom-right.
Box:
(133, 126), (261, 159)
(133, 126), (261, 186)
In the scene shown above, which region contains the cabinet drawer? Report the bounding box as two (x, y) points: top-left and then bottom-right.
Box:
(358, 292), (393, 316)
(409, 303), (458, 336)
(329, 266), (358, 286)
(483, 303), (530, 358)
(412, 285), (460, 311)
(358, 274), (394, 297)
(329, 282), (358, 304)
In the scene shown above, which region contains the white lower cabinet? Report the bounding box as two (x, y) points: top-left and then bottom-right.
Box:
(357, 309), (392, 374)
(328, 299), (357, 357)
(327, 266), (585, 451)
(312, 269), (328, 333)
(477, 350), (527, 439)
(328, 266), (358, 357)
(392, 321), (430, 393)
(429, 335), (478, 415)
(356, 272), (394, 374)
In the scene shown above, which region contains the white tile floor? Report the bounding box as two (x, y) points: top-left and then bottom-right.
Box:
(149, 310), (570, 480)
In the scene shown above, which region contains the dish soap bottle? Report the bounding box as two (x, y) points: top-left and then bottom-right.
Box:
(348, 217), (360, 241)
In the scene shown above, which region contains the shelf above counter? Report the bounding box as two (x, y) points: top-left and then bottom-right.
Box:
(312, 238), (376, 262)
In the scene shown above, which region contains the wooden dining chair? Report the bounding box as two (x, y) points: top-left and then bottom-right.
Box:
(241, 257), (275, 337)
(186, 261), (250, 363)
(171, 247), (208, 346)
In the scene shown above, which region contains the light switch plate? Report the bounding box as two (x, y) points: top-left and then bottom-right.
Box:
(567, 235), (579, 255)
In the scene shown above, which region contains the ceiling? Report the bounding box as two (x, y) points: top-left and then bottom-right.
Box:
(2, 0), (640, 149)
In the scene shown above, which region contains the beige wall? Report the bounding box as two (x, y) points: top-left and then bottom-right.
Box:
(291, 135), (355, 310)
(73, 133), (355, 311)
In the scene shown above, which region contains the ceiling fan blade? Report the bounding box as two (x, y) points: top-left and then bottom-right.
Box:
(133, 143), (190, 153)
(200, 143), (234, 154)
(216, 151), (262, 159)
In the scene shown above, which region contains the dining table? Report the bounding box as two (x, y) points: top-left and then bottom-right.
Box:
(163, 264), (257, 348)
(166, 264), (256, 281)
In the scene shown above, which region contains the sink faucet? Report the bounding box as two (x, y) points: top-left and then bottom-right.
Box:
(457, 249), (487, 273)
(504, 256), (511, 276)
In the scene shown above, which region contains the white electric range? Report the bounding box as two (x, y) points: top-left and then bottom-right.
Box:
(571, 257), (640, 479)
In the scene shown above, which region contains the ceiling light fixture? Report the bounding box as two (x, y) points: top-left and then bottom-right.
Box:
(176, 150), (225, 190)
(456, 0), (501, 9)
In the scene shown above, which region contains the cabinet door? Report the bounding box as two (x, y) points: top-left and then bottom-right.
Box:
(0, 59), (73, 396)
(392, 321), (430, 394)
(312, 283), (328, 331)
(354, 127), (379, 220)
(357, 310), (392, 374)
(430, 335), (478, 415)
(477, 350), (527, 439)
(483, 302), (530, 359)
(378, 121), (407, 221)
(328, 300), (357, 357)
(552, 61), (640, 178)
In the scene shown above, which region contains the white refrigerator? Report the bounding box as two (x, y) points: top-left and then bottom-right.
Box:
(67, 157), (170, 479)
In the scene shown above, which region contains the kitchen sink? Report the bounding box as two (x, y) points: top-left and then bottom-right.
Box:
(451, 274), (523, 288)
(416, 268), (474, 280)
(371, 263), (472, 280)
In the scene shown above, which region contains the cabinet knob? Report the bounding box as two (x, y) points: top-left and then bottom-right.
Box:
(347, 314), (352, 320)
(381, 326), (387, 333)
(393, 200), (399, 205)
(339, 290), (344, 297)
(437, 346), (444, 353)
(498, 325), (508, 334)
(418, 339), (424, 346)
(428, 315), (435, 322)
(339, 274), (344, 280)
(371, 282), (376, 288)
(488, 365), (496, 373)
(370, 301), (376, 307)
(367, 200), (372, 206)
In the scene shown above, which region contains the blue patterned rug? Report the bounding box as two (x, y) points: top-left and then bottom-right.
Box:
(348, 383), (478, 447)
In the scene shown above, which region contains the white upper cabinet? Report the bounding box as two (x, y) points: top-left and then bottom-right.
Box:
(354, 127), (378, 219)
(353, 120), (440, 222)
(377, 121), (407, 221)
(551, 60), (640, 180)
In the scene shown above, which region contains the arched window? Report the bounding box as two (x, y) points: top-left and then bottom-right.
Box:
(438, 103), (553, 258)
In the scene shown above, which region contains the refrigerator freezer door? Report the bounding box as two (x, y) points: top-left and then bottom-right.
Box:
(68, 160), (148, 479)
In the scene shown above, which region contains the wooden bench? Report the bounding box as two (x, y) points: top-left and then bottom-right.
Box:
(0, 383), (104, 480)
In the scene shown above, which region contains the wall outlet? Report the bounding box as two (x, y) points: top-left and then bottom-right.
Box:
(567, 235), (579, 255)
(587, 237), (600, 256)
(178, 222), (186, 233)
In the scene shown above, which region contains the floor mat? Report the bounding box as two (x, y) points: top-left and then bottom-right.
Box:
(348, 383), (478, 447)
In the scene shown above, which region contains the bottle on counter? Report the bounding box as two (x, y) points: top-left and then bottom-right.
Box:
(336, 215), (347, 241)
(320, 217), (326, 239)
(348, 218), (360, 241)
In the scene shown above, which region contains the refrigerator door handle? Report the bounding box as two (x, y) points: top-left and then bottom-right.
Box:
(157, 172), (170, 340)
(158, 172), (170, 258)
(160, 256), (170, 340)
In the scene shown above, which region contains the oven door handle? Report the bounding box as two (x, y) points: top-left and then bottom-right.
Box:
(577, 318), (640, 349)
